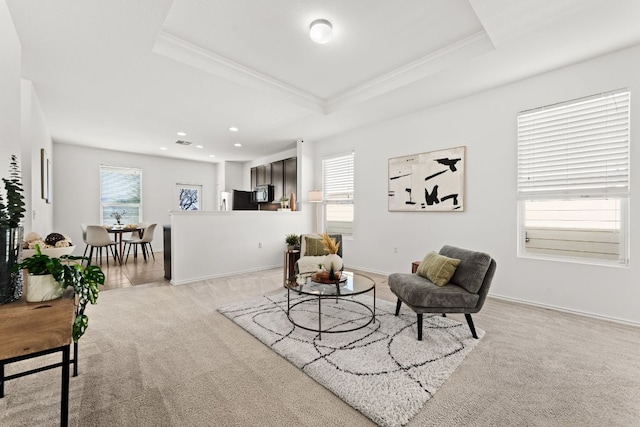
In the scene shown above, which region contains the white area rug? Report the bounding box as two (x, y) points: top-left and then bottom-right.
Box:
(218, 291), (484, 427)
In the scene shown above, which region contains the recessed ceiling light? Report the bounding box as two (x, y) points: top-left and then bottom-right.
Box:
(160, 147), (168, 150)
(229, 126), (239, 132)
(310, 19), (333, 44)
(176, 131), (187, 136)
(234, 143), (242, 147)
(195, 145), (204, 148)
(209, 154), (216, 158)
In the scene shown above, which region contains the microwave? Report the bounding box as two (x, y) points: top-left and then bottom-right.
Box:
(252, 185), (274, 203)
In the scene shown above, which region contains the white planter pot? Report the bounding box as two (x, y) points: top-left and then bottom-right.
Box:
(323, 254), (343, 272)
(26, 274), (63, 302)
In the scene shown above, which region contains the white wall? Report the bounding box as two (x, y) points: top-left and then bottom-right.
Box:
(314, 43), (640, 325)
(0, 0), (21, 181)
(20, 80), (54, 236)
(170, 210), (305, 284)
(223, 161), (245, 191)
(53, 143), (218, 254)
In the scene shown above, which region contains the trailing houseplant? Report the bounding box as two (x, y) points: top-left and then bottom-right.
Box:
(0, 154), (26, 304)
(12, 244), (105, 342)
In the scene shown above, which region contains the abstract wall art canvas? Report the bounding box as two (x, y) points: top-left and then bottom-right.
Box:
(388, 146), (465, 212)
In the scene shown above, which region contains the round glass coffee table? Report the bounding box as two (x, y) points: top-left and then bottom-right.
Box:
(285, 271), (376, 340)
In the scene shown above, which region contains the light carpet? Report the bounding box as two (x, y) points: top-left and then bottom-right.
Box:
(218, 291), (484, 427)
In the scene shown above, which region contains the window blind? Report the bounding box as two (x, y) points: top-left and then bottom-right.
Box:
(323, 152), (354, 201)
(100, 165), (142, 225)
(100, 166), (142, 204)
(517, 90), (630, 198)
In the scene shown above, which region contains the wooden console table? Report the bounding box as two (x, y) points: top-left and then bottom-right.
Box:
(0, 290), (76, 426)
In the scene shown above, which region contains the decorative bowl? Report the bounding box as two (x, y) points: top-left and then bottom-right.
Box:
(21, 245), (76, 259)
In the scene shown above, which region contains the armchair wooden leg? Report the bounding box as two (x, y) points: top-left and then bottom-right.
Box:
(464, 313), (478, 339)
(417, 313), (423, 341)
(395, 298), (402, 315)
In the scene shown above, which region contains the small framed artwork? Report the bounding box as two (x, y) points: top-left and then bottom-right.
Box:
(40, 148), (52, 203)
(176, 183), (202, 210)
(388, 146), (465, 212)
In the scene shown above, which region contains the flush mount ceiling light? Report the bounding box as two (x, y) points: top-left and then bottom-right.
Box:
(309, 19), (333, 44)
(176, 131), (186, 136)
(234, 143), (242, 147)
(229, 126), (239, 132)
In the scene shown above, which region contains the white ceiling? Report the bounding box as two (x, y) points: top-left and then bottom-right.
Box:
(7, 0), (640, 163)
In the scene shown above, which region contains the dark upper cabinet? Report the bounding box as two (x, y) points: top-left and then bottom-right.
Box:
(255, 164), (271, 186)
(250, 167), (257, 189)
(284, 157), (297, 201)
(250, 157), (296, 204)
(271, 160), (284, 200)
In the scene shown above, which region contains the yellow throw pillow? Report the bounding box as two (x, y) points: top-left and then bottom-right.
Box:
(304, 236), (329, 256)
(416, 251), (461, 286)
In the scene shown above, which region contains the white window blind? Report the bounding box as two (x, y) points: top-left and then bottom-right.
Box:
(323, 152), (354, 236)
(517, 90), (630, 266)
(100, 166), (142, 225)
(517, 90), (630, 198)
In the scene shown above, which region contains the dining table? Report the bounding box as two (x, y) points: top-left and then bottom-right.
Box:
(106, 226), (142, 264)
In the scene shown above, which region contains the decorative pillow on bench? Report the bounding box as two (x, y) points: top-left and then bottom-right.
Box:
(416, 251), (461, 286)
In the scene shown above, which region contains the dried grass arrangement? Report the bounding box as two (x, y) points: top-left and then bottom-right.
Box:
(321, 233), (340, 254)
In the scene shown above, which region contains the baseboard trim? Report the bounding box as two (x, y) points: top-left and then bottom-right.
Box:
(349, 264), (640, 328)
(489, 293), (640, 328)
(170, 264), (281, 285)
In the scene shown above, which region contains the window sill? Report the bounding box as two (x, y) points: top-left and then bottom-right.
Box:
(517, 252), (629, 269)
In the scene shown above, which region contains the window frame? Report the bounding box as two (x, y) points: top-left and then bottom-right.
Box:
(516, 90), (630, 267)
(100, 165), (143, 226)
(322, 151), (355, 237)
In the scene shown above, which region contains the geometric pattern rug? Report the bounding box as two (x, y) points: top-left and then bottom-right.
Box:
(218, 291), (484, 427)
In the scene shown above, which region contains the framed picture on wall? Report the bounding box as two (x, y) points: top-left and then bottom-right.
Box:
(40, 148), (51, 203)
(388, 146), (465, 212)
(176, 183), (203, 210)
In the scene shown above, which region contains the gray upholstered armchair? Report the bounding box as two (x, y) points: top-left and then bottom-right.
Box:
(388, 245), (496, 341)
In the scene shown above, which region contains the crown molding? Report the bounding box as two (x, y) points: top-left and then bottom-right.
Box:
(152, 30), (494, 116)
(324, 31), (495, 113)
(152, 31), (326, 114)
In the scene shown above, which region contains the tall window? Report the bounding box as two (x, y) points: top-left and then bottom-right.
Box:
(517, 90), (630, 265)
(100, 166), (142, 225)
(323, 152), (354, 236)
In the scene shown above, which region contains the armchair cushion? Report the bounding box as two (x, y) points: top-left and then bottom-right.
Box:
(440, 245), (492, 293)
(389, 273), (480, 309)
(416, 251), (461, 286)
(297, 256), (325, 275)
(303, 236), (329, 256)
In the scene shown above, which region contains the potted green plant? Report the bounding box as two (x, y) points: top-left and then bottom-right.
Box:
(12, 244), (105, 342)
(285, 233), (299, 251)
(110, 208), (126, 226)
(0, 154), (26, 305)
(279, 196), (289, 209)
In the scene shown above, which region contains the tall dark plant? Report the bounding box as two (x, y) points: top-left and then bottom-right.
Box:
(0, 154), (26, 229)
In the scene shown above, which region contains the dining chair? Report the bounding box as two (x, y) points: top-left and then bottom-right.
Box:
(124, 221), (150, 241)
(124, 223), (157, 263)
(80, 223), (89, 258)
(85, 225), (119, 266)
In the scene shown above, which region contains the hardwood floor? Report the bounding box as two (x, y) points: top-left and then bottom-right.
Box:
(93, 250), (169, 291)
